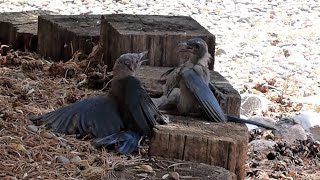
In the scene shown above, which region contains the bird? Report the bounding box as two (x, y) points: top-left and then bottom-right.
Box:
(30, 51), (169, 154)
(158, 38), (275, 129)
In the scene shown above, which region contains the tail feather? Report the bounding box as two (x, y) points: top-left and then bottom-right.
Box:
(92, 131), (141, 154)
(227, 115), (276, 130)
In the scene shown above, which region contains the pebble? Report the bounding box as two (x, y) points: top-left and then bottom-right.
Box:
(139, 165), (154, 173)
(309, 126), (320, 141)
(248, 139), (276, 152)
(55, 155), (70, 164)
(26, 124), (38, 133)
(41, 132), (54, 139)
(281, 124), (308, 145)
(240, 93), (270, 115)
(291, 111), (320, 129)
(70, 155), (81, 163)
(169, 172), (180, 180)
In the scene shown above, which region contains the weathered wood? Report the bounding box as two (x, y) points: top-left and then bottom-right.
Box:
(100, 14), (216, 71)
(0, 10), (53, 52)
(37, 15), (101, 61)
(149, 116), (248, 180)
(136, 65), (241, 116)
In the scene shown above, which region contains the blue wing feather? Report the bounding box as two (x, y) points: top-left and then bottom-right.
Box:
(30, 95), (124, 138)
(181, 68), (227, 122)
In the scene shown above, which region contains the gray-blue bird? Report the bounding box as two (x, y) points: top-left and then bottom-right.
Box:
(30, 52), (169, 154)
(159, 38), (275, 129)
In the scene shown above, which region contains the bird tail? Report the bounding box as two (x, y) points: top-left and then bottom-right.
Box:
(226, 115), (276, 130)
(92, 131), (141, 155)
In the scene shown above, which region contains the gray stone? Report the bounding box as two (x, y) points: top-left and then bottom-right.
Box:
(281, 124), (307, 144)
(55, 156), (70, 164)
(309, 126), (320, 141)
(291, 111), (320, 129)
(70, 155), (81, 163)
(248, 139), (276, 152)
(26, 125), (38, 133)
(240, 93), (270, 115)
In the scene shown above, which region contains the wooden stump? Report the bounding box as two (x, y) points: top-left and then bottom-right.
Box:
(0, 10), (53, 52)
(136, 65), (241, 116)
(100, 14), (216, 71)
(37, 15), (101, 61)
(149, 117), (249, 180)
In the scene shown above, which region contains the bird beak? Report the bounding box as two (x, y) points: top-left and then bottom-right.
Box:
(178, 42), (193, 53)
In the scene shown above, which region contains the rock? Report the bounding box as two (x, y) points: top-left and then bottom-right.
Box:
(244, 121), (259, 131)
(70, 155), (81, 163)
(55, 156), (70, 164)
(215, 48), (227, 56)
(248, 116), (275, 125)
(169, 172), (180, 180)
(248, 139), (276, 152)
(139, 165), (154, 173)
(26, 125), (38, 133)
(309, 126), (320, 141)
(291, 111), (320, 129)
(162, 174), (170, 179)
(41, 132), (54, 139)
(281, 124), (307, 144)
(274, 118), (297, 134)
(240, 93), (270, 115)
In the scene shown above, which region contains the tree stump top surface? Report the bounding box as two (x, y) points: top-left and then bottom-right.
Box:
(156, 115), (248, 138)
(40, 15), (101, 36)
(103, 14), (212, 35)
(0, 10), (54, 34)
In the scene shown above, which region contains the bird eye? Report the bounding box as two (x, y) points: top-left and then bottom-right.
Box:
(124, 60), (130, 65)
(195, 43), (200, 49)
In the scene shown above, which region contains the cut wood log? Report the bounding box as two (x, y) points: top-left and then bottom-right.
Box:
(0, 10), (54, 52)
(100, 14), (216, 71)
(136, 65), (241, 116)
(37, 15), (101, 61)
(149, 116), (248, 180)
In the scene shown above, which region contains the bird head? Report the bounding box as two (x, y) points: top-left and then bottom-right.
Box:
(178, 38), (209, 60)
(113, 51), (148, 75)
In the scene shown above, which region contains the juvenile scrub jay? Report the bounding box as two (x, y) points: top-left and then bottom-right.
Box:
(30, 52), (169, 154)
(159, 38), (275, 129)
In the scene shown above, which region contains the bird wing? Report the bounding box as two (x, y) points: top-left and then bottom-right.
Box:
(180, 68), (227, 122)
(161, 67), (181, 96)
(122, 76), (168, 135)
(30, 95), (124, 138)
(160, 67), (176, 79)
